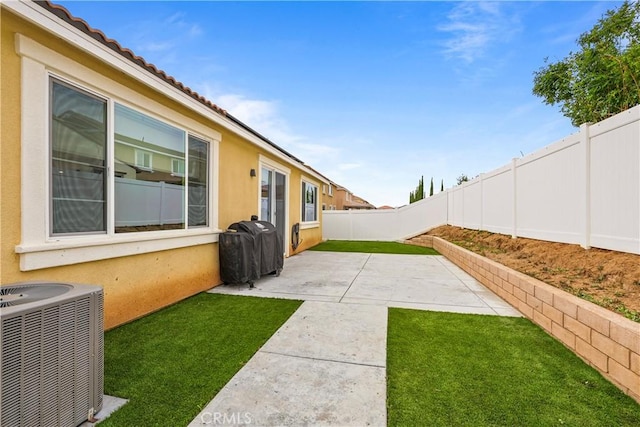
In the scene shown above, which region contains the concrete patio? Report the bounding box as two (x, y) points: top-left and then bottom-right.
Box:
(189, 251), (521, 426)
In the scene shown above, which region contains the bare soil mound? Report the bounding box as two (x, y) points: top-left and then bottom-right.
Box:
(426, 225), (640, 322)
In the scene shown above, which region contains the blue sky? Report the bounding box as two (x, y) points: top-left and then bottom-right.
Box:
(56, 1), (623, 207)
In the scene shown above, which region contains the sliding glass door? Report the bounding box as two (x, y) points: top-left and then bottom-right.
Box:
(260, 166), (286, 252)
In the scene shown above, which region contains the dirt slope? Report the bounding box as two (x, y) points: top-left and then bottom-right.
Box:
(425, 226), (640, 321)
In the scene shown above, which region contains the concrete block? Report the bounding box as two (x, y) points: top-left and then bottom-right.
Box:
(577, 305), (611, 337)
(592, 330), (631, 368)
(564, 315), (591, 342)
(553, 295), (578, 319)
(551, 321), (576, 349)
(518, 277), (535, 295)
(527, 293), (543, 311)
(518, 300), (534, 319)
(542, 302), (564, 325)
(608, 358), (640, 395)
(631, 352), (640, 375)
(534, 285), (554, 305)
(533, 310), (552, 332)
(514, 287), (527, 303)
(609, 320), (640, 355)
(576, 337), (608, 372)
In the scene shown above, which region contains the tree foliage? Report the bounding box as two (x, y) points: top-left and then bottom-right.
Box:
(429, 177), (434, 197)
(456, 174), (469, 186)
(409, 176), (425, 204)
(532, 1), (640, 126)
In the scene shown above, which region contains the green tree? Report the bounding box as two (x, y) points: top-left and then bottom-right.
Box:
(532, 1), (640, 126)
(409, 176), (425, 204)
(456, 174), (469, 186)
(429, 177), (434, 196)
(440, 179), (444, 192)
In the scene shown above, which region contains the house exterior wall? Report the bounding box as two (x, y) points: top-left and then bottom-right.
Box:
(0, 7), (324, 329)
(334, 187), (349, 210)
(321, 182), (336, 211)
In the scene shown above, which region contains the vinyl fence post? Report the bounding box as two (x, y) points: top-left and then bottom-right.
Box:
(479, 173), (484, 231)
(512, 158), (517, 239)
(581, 122), (591, 249)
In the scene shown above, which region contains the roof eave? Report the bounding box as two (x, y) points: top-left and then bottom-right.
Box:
(6, 0), (321, 177)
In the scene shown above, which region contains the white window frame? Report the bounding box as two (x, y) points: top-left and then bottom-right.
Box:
(300, 177), (320, 229)
(258, 155), (290, 256)
(171, 158), (185, 177)
(15, 34), (221, 271)
(328, 185), (333, 196)
(135, 149), (153, 171)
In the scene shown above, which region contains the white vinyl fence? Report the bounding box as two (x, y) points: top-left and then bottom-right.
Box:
(323, 105), (640, 255)
(115, 178), (184, 227)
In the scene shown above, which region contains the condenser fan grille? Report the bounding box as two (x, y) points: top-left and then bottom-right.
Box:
(0, 282), (104, 427)
(0, 284), (71, 307)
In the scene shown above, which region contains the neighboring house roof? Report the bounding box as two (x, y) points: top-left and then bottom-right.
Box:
(33, 0), (308, 168)
(343, 201), (376, 210)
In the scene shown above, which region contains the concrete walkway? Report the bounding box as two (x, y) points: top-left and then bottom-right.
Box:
(189, 251), (520, 427)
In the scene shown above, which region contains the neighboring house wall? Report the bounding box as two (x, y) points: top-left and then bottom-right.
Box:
(334, 186), (375, 210)
(321, 182), (336, 211)
(0, 4), (325, 329)
(334, 187), (350, 210)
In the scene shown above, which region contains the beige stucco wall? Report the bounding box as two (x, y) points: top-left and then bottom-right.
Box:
(321, 183), (336, 210)
(0, 9), (323, 328)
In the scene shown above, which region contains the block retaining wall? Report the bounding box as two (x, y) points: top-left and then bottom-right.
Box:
(408, 235), (640, 404)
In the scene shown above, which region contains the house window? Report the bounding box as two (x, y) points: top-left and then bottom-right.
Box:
(114, 103), (186, 232)
(135, 150), (152, 170)
(188, 135), (209, 228)
(50, 79), (107, 234)
(172, 158), (185, 176)
(17, 34), (221, 270)
(302, 181), (318, 222)
(322, 184), (327, 194)
(328, 185), (333, 196)
(50, 78), (210, 235)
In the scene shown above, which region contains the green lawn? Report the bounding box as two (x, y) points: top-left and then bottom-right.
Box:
(387, 308), (640, 426)
(310, 239), (439, 255)
(100, 293), (301, 426)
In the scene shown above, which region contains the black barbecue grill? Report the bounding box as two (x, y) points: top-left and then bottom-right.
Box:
(219, 220), (283, 288)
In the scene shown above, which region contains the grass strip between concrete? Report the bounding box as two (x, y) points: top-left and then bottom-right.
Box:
(100, 293), (302, 426)
(387, 308), (640, 426)
(310, 240), (440, 255)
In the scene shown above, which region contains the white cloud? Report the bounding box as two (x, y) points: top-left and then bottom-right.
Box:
(200, 86), (342, 166)
(439, 2), (522, 63)
(338, 163), (362, 171)
(125, 11), (203, 60)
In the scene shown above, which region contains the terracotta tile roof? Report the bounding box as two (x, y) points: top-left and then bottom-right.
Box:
(34, 1), (315, 166)
(36, 0), (227, 115)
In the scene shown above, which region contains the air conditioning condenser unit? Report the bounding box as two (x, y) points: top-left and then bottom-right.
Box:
(0, 282), (104, 427)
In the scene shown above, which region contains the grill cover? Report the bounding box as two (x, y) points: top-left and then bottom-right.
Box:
(220, 221), (283, 285)
(219, 231), (259, 284)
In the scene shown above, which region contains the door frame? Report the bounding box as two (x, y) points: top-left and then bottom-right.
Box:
(258, 155), (290, 257)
